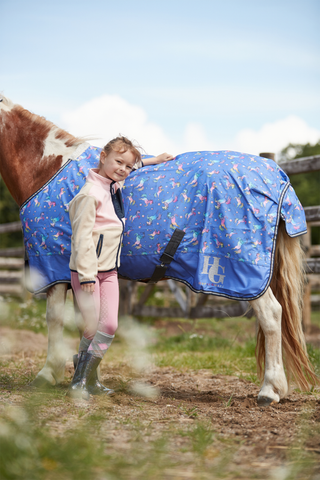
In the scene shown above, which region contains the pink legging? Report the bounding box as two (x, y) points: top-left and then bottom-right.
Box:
(71, 270), (119, 340)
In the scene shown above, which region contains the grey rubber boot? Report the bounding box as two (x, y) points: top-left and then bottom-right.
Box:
(67, 352), (101, 400)
(67, 351), (91, 399)
(72, 354), (115, 397)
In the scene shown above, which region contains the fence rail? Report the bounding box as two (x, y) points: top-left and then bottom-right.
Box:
(0, 221), (22, 234)
(280, 155), (320, 175)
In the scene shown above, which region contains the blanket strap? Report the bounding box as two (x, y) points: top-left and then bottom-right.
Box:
(148, 228), (185, 284)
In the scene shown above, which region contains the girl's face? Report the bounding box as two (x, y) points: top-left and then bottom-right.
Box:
(99, 149), (136, 182)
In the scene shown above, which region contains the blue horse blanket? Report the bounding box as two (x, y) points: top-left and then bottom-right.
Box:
(20, 146), (307, 299)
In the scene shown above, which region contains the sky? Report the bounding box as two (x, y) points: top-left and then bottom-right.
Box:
(1, 0), (320, 159)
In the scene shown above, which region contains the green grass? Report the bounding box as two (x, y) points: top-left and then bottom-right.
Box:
(0, 402), (236, 480)
(307, 343), (320, 376)
(154, 331), (231, 351)
(0, 294), (78, 336)
(150, 327), (258, 381)
(0, 295), (48, 334)
(310, 310), (320, 330)
(0, 408), (108, 480)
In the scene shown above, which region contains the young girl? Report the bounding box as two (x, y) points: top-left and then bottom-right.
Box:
(67, 136), (173, 399)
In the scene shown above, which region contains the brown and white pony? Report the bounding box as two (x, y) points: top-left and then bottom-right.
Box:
(0, 95), (318, 405)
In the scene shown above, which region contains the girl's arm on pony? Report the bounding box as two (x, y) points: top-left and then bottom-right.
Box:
(141, 153), (174, 166)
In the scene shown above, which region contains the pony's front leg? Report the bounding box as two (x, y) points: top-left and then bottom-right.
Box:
(250, 287), (288, 406)
(32, 283), (68, 387)
(73, 292), (84, 339)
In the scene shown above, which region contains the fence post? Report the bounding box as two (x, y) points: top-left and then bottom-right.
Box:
(118, 279), (137, 316)
(302, 228), (312, 331)
(259, 152), (275, 161)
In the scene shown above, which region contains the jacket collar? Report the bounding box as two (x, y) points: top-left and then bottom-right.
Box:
(87, 168), (118, 189)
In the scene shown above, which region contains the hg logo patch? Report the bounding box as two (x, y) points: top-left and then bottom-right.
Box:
(201, 256), (226, 284)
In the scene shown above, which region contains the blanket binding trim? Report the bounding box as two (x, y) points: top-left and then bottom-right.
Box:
(20, 158), (73, 210)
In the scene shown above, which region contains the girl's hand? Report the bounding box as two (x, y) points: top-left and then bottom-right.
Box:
(81, 283), (95, 293)
(153, 153), (175, 164)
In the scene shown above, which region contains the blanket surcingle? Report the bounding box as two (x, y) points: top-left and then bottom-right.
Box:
(20, 146), (306, 299)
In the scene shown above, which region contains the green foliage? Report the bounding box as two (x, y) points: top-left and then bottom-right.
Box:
(0, 176), (22, 248)
(279, 141), (320, 164)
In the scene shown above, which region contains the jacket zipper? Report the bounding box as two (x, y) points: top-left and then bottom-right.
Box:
(96, 234), (104, 258)
(115, 218), (124, 268)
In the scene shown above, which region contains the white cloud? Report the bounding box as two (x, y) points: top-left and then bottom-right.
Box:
(232, 116), (320, 157)
(61, 94), (177, 155)
(183, 122), (217, 153)
(61, 94), (219, 156)
(61, 95), (320, 160)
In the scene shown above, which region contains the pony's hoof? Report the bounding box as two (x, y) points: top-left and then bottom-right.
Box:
(66, 386), (90, 401)
(257, 395), (276, 407)
(30, 375), (55, 389)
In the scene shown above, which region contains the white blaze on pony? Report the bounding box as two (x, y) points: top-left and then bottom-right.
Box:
(0, 95), (318, 406)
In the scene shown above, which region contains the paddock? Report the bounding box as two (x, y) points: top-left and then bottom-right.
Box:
(0, 295), (319, 479)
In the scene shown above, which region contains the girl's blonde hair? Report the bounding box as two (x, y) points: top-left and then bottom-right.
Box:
(99, 136), (142, 168)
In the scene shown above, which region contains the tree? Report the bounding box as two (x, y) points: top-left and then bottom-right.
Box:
(0, 177), (22, 248)
(280, 141), (320, 244)
(279, 141), (320, 206)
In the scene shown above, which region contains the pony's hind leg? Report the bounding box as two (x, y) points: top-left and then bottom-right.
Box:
(250, 287), (288, 406)
(32, 283), (68, 387)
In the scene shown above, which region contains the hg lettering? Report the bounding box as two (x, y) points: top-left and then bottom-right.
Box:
(201, 256), (226, 284)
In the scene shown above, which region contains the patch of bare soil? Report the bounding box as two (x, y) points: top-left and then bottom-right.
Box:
(1, 327), (320, 477)
(0, 326), (78, 356)
(138, 368), (320, 454)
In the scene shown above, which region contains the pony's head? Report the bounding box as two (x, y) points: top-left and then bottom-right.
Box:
(0, 94), (15, 112)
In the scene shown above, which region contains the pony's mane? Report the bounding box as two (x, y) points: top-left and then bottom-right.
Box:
(0, 94), (85, 148)
(14, 105), (85, 148)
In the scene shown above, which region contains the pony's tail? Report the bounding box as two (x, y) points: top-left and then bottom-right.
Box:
(256, 220), (319, 391)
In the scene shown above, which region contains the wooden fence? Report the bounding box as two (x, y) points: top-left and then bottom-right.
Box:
(0, 221), (24, 296)
(280, 153), (320, 330)
(1, 153), (319, 329)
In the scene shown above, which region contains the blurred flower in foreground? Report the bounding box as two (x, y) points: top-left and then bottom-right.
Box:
(118, 315), (159, 399)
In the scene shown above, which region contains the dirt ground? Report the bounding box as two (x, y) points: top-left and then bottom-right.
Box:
(1, 325), (320, 478)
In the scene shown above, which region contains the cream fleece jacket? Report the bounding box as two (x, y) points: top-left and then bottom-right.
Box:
(69, 169), (124, 284)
